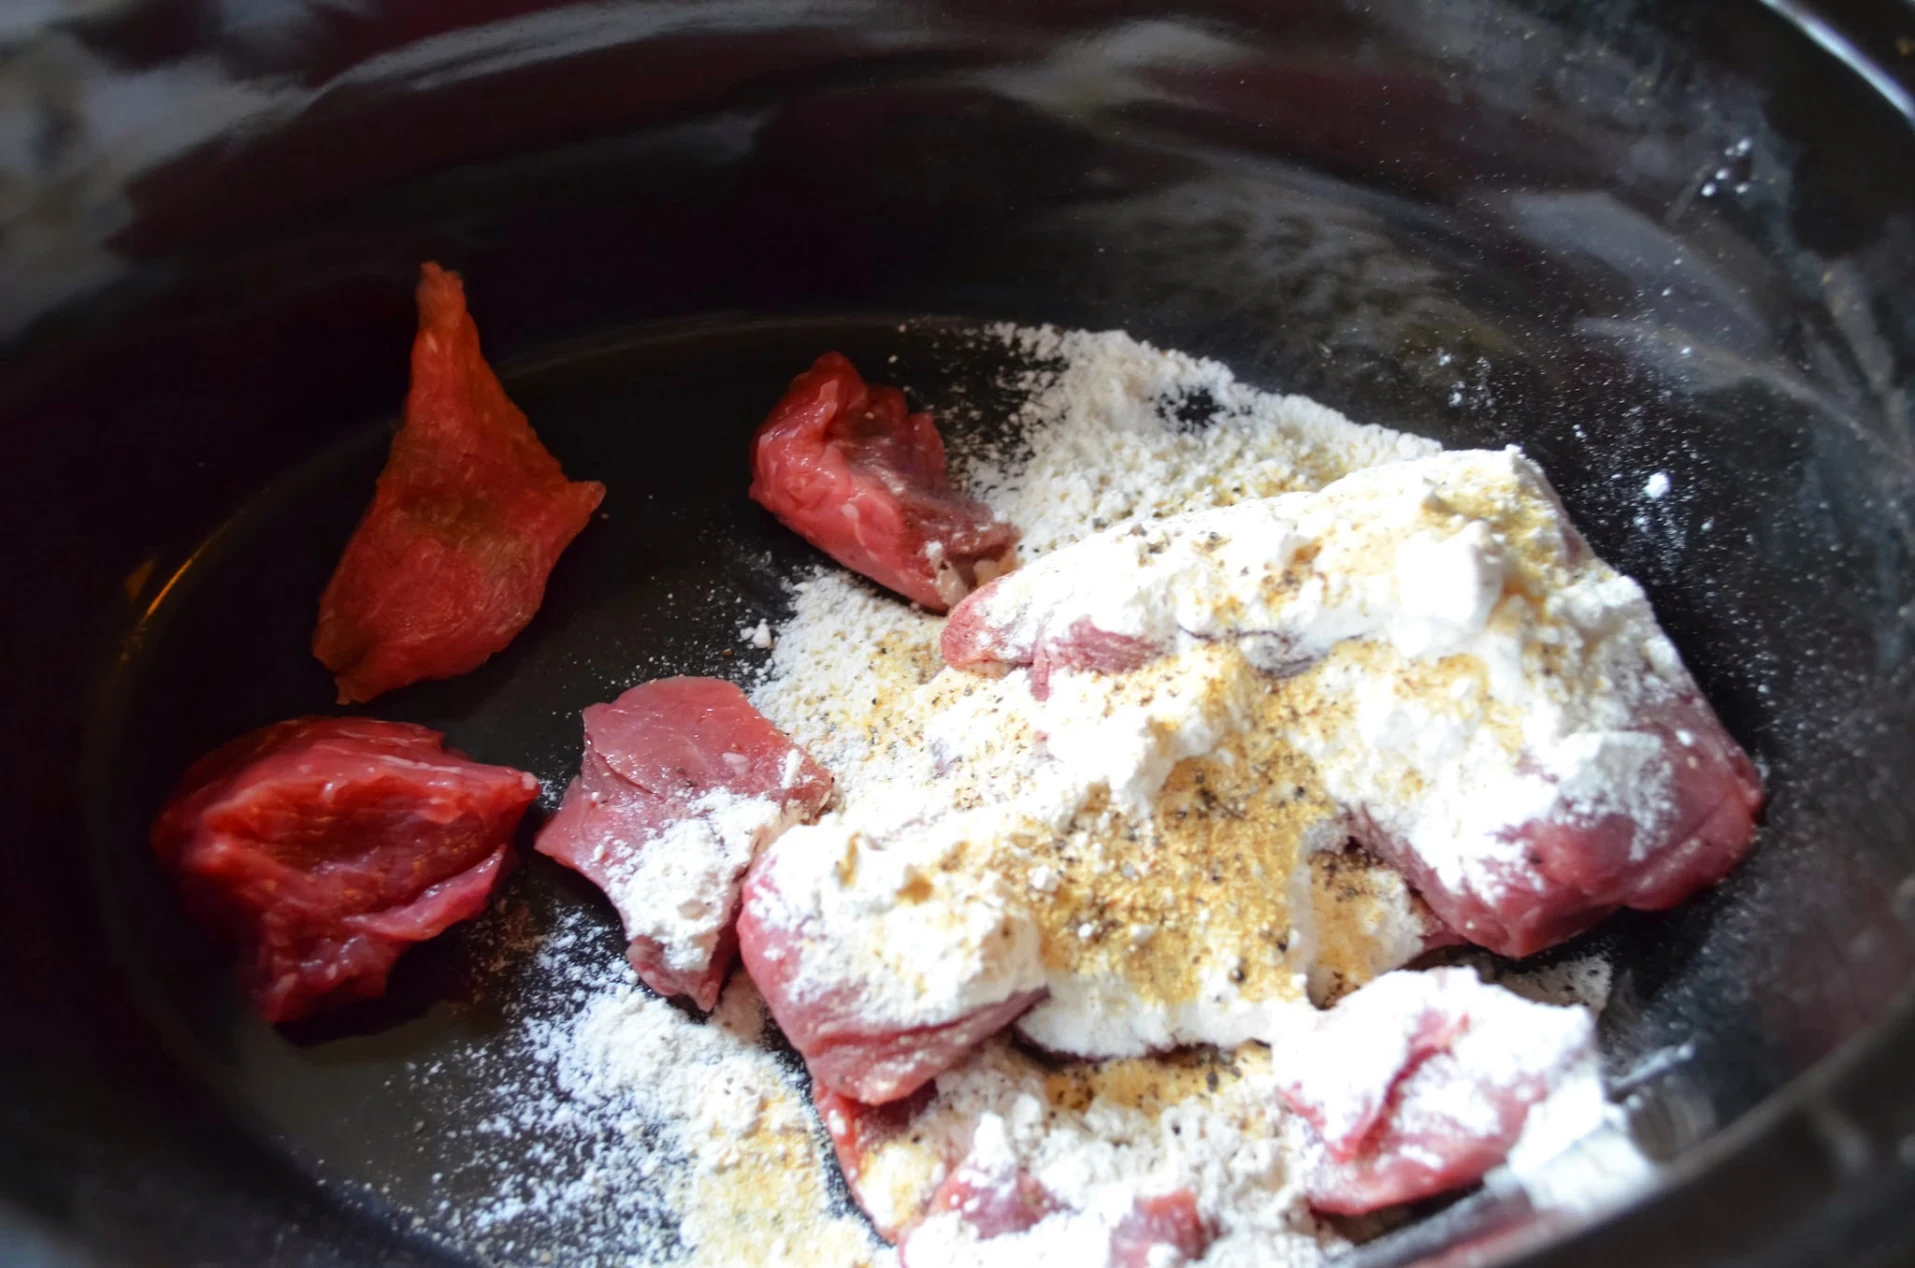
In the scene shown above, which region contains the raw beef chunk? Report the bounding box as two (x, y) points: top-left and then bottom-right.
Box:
(922, 1158), (1057, 1241)
(314, 262), (605, 703)
(942, 601), (1158, 700)
(749, 352), (1017, 611)
(536, 677), (832, 1010)
(1107, 1193), (1212, 1268)
(815, 1085), (940, 1242)
(941, 449), (1762, 959)
(737, 798), (1050, 1104)
(820, 1081), (1215, 1267)
(1361, 687), (1761, 957)
(739, 860), (1045, 1101)
(1270, 967), (1601, 1213)
(151, 717), (539, 1022)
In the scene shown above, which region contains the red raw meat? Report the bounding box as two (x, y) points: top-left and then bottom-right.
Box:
(943, 582), (1162, 701)
(1108, 1191), (1212, 1268)
(952, 584), (1758, 961)
(1365, 693), (1762, 958)
(535, 677), (832, 1010)
(816, 1084), (940, 1242)
(943, 580), (1162, 683)
(822, 1085), (1214, 1266)
(314, 262), (605, 703)
(1270, 967), (1599, 1214)
(738, 868), (1044, 1101)
(947, 603), (1166, 701)
(1026, 619), (1160, 700)
(897, 1185), (1211, 1266)
(937, 582), (1009, 670)
(748, 352), (1018, 611)
(923, 1160), (1057, 1240)
(940, 472), (1763, 964)
(151, 717), (539, 1023)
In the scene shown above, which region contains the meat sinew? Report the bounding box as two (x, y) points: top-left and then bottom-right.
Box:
(1269, 967), (1603, 1214)
(748, 352), (1018, 611)
(535, 677), (832, 1010)
(314, 262), (605, 703)
(941, 448), (1763, 959)
(151, 717), (540, 1023)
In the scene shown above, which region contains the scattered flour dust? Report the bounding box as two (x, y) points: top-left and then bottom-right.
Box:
(969, 324), (1439, 559)
(555, 975), (887, 1267)
(389, 905), (889, 1268)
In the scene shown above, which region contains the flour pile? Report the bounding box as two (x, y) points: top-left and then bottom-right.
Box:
(386, 325), (1636, 1267)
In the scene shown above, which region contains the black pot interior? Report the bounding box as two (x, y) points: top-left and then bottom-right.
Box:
(3, 2), (1915, 1265)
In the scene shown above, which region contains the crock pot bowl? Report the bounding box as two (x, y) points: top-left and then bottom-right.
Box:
(3, 2), (1914, 1265)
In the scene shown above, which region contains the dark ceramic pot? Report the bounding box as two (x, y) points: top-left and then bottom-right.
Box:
(3, 2), (1913, 1264)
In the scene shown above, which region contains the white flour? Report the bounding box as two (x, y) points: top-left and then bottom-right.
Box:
(736, 326), (1643, 1264)
(886, 1040), (1337, 1268)
(393, 324), (1642, 1268)
(553, 976), (890, 1266)
(602, 790), (793, 976)
(892, 968), (1615, 1268)
(1265, 967), (1600, 1158)
(405, 906), (893, 1268)
(747, 329), (1471, 1055)
(968, 325), (1440, 559)
(751, 571), (945, 794)
(948, 447), (1689, 877)
(750, 429), (1682, 1061)
(755, 325), (1437, 787)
